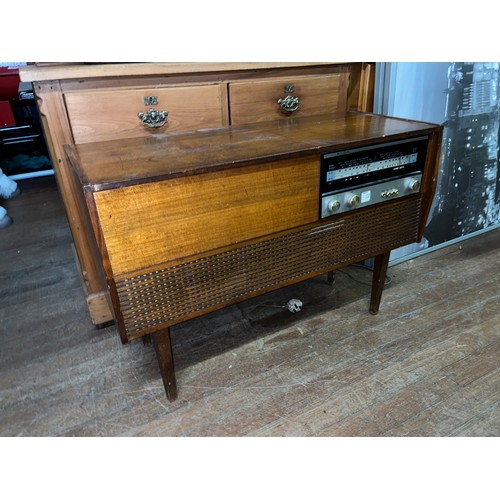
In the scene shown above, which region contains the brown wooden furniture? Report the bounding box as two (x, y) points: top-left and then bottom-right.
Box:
(66, 112), (442, 401)
(19, 63), (375, 326)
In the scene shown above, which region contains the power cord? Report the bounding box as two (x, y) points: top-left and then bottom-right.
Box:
(338, 263), (392, 286)
(258, 298), (304, 313)
(256, 264), (391, 314)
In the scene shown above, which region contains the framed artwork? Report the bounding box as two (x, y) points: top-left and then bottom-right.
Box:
(376, 62), (500, 263)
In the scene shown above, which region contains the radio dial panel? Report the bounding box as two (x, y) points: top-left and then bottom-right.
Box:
(320, 136), (428, 218)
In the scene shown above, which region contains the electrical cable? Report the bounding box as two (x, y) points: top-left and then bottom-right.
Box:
(338, 263), (392, 286)
(256, 263), (391, 313)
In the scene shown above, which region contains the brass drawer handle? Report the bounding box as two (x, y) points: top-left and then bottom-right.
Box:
(278, 95), (300, 113)
(138, 108), (169, 128)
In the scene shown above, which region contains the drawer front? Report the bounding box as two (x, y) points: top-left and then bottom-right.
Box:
(229, 74), (345, 125)
(65, 84), (226, 144)
(93, 157), (319, 278)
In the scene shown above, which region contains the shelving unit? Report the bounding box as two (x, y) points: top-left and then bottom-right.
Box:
(0, 65), (53, 180)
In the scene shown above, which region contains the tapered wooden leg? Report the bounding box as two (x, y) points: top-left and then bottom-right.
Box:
(327, 270), (336, 285)
(152, 328), (178, 401)
(369, 251), (390, 315)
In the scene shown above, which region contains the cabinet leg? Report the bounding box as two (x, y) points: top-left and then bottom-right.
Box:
(327, 270), (336, 285)
(369, 252), (390, 315)
(152, 328), (178, 401)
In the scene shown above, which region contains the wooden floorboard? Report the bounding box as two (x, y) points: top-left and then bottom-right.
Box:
(0, 176), (499, 436)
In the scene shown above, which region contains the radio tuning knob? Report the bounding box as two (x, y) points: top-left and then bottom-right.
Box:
(327, 199), (341, 212)
(345, 193), (360, 208)
(406, 178), (421, 192)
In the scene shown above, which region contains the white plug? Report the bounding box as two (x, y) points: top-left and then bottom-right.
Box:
(286, 299), (303, 313)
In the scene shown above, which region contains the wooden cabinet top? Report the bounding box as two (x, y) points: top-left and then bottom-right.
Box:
(19, 62), (343, 82)
(66, 112), (441, 191)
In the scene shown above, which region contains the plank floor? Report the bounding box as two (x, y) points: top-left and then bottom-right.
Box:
(1, 176), (499, 437)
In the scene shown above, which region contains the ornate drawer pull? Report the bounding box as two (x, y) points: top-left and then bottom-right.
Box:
(278, 95), (300, 113)
(138, 108), (169, 128)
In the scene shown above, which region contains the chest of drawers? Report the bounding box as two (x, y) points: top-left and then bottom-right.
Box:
(20, 62), (375, 326)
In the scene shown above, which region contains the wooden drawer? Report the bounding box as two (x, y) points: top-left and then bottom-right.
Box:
(229, 74), (346, 125)
(64, 84), (226, 144)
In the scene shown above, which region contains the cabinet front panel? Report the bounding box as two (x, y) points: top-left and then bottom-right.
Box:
(93, 157), (319, 277)
(115, 196), (422, 339)
(65, 84), (226, 144)
(229, 74), (345, 125)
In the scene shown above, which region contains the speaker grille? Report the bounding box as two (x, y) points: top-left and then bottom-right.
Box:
(116, 197), (421, 337)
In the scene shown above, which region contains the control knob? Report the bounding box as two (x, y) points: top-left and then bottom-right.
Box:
(327, 199), (341, 213)
(406, 178), (420, 192)
(344, 192), (361, 208)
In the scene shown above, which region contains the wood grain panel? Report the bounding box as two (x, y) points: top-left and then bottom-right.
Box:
(67, 113), (440, 190)
(20, 62), (342, 82)
(93, 157), (319, 277)
(229, 74), (345, 125)
(36, 82), (111, 313)
(65, 84), (226, 144)
(347, 62), (375, 112)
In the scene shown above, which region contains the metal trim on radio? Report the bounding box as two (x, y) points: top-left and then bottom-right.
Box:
(321, 173), (422, 217)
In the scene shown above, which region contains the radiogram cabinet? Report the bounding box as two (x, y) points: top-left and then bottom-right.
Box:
(66, 112), (442, 401)
(19, 62), (375, 326)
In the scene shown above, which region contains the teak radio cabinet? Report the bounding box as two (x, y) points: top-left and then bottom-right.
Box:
(66, 112), (442, 401)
